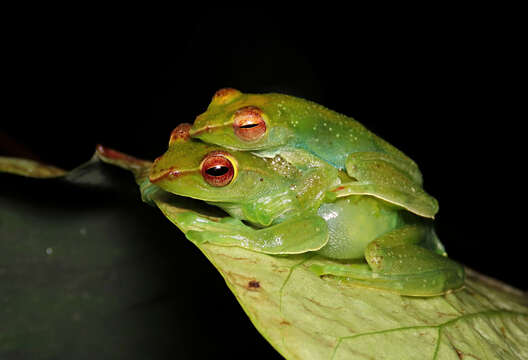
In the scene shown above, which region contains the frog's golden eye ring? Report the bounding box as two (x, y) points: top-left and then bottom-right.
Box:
(200, 151), (237, 187)
(233, 106), (267, 142)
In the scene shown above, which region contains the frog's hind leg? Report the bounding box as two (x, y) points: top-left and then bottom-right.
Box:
(334, 152), (438, 218)
(310, 225), (465, 296)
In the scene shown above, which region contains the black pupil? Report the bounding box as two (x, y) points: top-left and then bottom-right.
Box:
(240, 123), (258, 128)
(206, 165), (229, 176)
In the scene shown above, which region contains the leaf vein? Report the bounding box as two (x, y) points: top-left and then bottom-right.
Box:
(279, 254), (315, 313)
(331, 309), (527, 360)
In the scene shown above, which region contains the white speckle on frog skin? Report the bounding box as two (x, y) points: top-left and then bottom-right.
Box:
(321, 209), (339, 221)
(46, 247), (53, 255)
(80, 227), (87, 236)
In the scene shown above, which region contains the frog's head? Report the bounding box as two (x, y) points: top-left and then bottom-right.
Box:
(149, 123), (290, 203)
(189, 88), (296, 151)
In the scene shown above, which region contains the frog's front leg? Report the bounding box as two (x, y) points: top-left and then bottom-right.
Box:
(332, 152), (439, 218)
(170, 211), (329, 255)
(311, 225), (465, 296)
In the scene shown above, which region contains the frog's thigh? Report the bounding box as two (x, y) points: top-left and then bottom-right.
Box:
(311, 225), (465, 296)
(345, 151), (423, 185)
(338, 153), (438, 218)
(187, 215), (329, 255)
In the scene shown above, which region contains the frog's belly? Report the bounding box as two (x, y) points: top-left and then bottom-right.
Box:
(316, 196), (403, 259)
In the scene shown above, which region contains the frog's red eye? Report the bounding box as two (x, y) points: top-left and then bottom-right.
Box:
(233, 106), (267, 142)
(201, 152), (235, 187)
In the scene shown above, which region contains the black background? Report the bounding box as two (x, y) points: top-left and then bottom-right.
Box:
(1, 7), (525, 359)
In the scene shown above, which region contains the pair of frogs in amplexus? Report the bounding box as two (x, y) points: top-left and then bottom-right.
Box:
(148, 88), (464, 296)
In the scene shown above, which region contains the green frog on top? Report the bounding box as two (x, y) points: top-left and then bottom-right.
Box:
(189, 88), (437, 218)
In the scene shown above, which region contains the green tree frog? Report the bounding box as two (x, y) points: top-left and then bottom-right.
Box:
(149, 124), (464, 296)
(189, 88), (438, 218)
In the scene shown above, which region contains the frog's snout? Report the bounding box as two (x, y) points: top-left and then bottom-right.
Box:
(149, 155), (169, 184)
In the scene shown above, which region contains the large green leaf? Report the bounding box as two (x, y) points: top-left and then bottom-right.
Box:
(155, 201), (528, 359)
(2, 149), (527, 359)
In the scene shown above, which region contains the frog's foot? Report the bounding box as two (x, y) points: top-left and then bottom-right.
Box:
(310, 225), (465, 296)
(185, 214), (329, 255)
(333, 152), (438, 218)
(310, 262), (464, 296)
